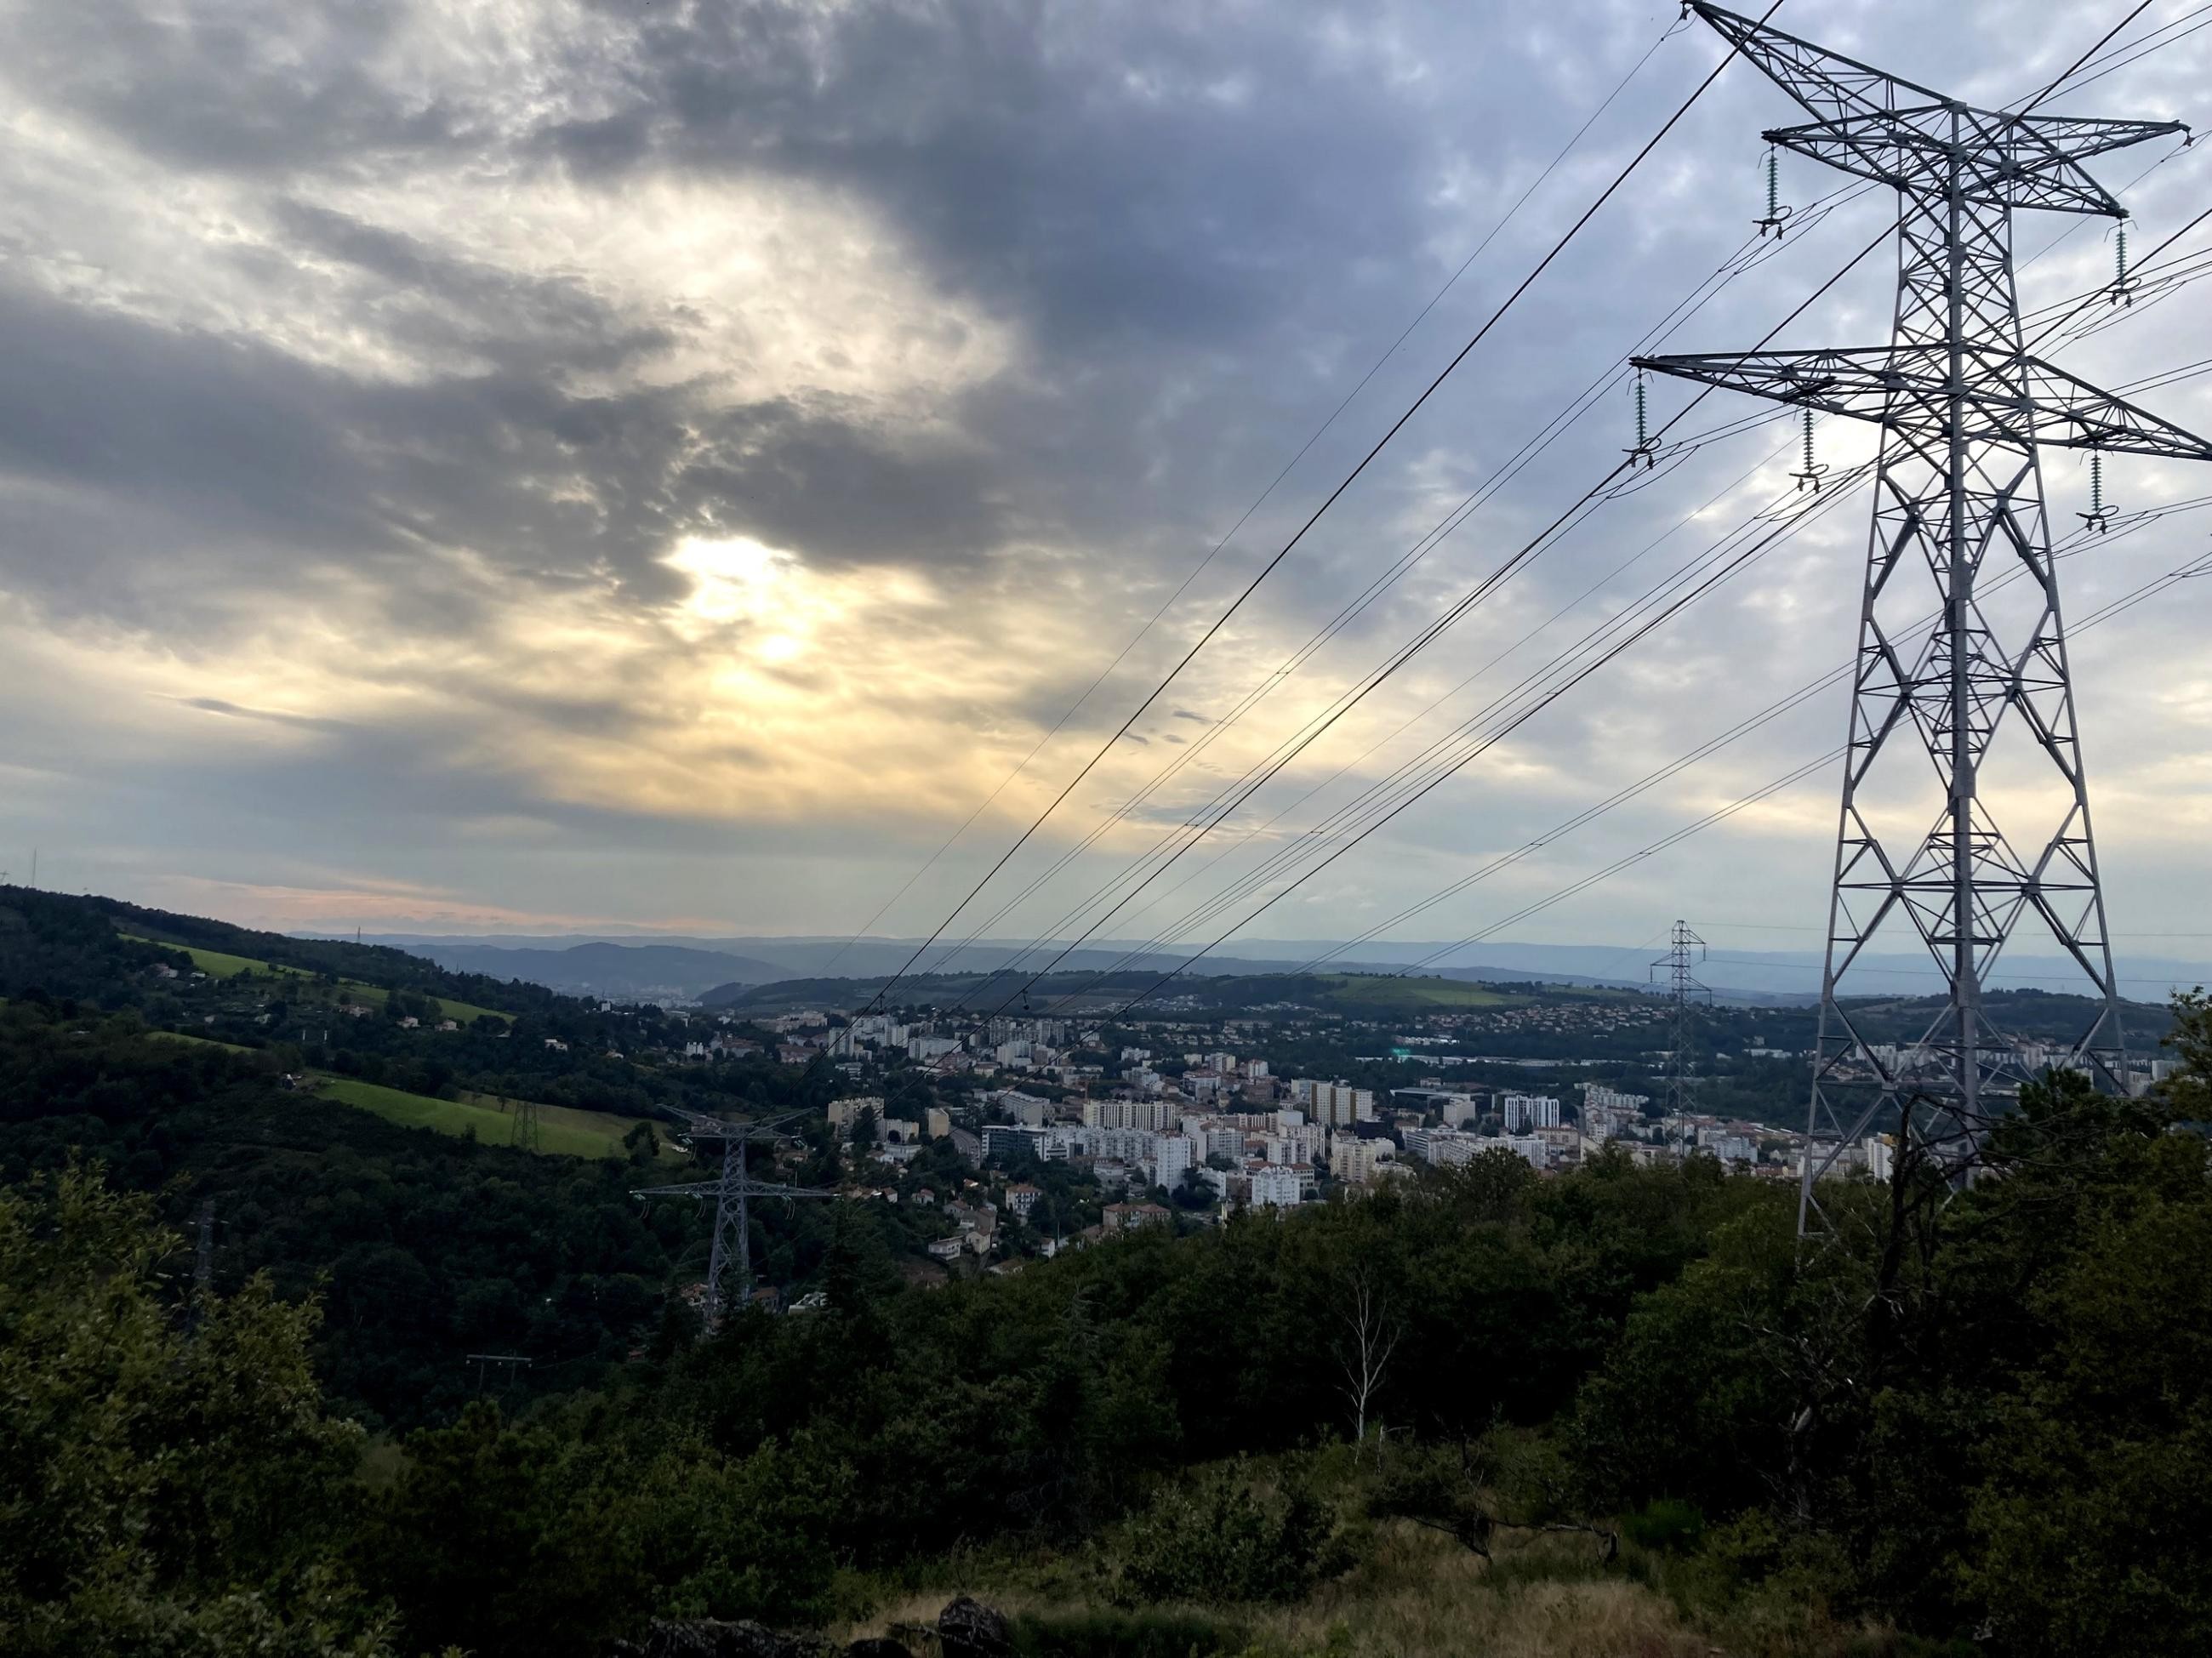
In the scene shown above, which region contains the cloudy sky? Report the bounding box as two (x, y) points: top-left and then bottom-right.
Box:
(2, 0), (2209, 984)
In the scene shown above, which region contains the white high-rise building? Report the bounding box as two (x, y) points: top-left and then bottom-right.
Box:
(1152, 1132), (1194, 1191)
(1502, 1093), (1561, 1132)
(1301, 1081), (1376, 1127)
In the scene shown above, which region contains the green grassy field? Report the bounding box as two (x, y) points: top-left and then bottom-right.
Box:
(314, 1076), (666, 1160)
(148, 1029), (256, 1051)
(128, 936), (311, 981)
(1320, 973), (1523, 1011)
(1316, 973), (1638, 1011)
(318, 980), (515, 1027)
(121, 931), (511, 1024)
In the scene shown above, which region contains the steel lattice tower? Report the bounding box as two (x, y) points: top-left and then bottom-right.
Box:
(1650, 920), (1711, 1121)
(1636, 5), (2212, 1235)
(510, 1094), (542, 1153)
(635, 1110), (831, 1326)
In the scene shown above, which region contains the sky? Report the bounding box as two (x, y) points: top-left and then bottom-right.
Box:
(2, 0), (2210, 987)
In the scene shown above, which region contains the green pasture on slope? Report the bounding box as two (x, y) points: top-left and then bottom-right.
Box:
(314, 1076), (661, 1160)
(1320, 973), (1520, 1011)
(148, 1030), (256, 1051)
(120, 931), (511, 1023)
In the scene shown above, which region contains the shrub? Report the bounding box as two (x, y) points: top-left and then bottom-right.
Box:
(1112, 1459), (1348, 1606)
(1622, 1498), (1705, 1553)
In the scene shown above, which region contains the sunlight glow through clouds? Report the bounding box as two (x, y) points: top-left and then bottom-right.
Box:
(664, 533), (809, 661)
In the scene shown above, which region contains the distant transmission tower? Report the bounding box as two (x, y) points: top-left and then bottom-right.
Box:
(1636, 5), (2212, 1235)
(192, 1197), (214, 1293)
(467, 1352), (533, 1395)
(186, 1197), (215, 1338)
(509, 1094), (542, 1153)
(634, 1110), (831, 1328)
(1650, 920), (1711, 1124)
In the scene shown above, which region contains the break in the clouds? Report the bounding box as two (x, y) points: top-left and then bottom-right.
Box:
(2, 0), (2210, 973)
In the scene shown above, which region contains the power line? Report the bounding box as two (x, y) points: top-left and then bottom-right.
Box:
(923, 191), (1863, 994)
(1094, 3), (2210, 1018)
(1102, 470), (2212, 1014)
(1051, 459), (1876, 1007)
(2021, 0), (2158, 112)
(1026, 276), (2212, 1017)
(971, 92), (2212, 1014)
(812, 17), (1685, 977)
(1104, 474), (1857, 1012)
(1024, 202), (2212, 996)
(1380, 529), (2212, 984)
(858, 1), (1794, 1015)
(873, 0), (2201, 1021)
(996, 208), (1904, 1016)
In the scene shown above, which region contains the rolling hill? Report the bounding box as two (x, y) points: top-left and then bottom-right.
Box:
(378, 939), (786, 1000)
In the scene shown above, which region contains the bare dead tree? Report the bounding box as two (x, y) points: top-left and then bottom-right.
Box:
(1332, 1264), (1401, 1454)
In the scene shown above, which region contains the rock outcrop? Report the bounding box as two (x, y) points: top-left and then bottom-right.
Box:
(935, 1597), (1012, 1658)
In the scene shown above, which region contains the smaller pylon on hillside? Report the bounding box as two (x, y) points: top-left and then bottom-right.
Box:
(633, 1109), (833, 1330)
(1650, 920), (1712, 1127)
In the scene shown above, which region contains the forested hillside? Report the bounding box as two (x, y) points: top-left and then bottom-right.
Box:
(0, 886), (878, 1427)
(3, 889), (2211, 1656)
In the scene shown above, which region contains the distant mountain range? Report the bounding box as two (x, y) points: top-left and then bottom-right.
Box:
(315, 930), (2212, 1007)
(337, 939), (789, 1000)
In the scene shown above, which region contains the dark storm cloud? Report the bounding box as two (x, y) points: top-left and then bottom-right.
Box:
(532, 0), (1579, 530)
(0, 0), (1667, 640)
(543, 0), (1445, 350)
(3, 0), (460, 174)
(2, 0), (2159, 628)
(0, 276), (1010, 635)
(265, 199), (678, 379)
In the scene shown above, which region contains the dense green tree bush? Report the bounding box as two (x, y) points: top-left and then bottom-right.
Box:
(0, 1166), (388, 1657)
(1114, 1459), (1345, 1606)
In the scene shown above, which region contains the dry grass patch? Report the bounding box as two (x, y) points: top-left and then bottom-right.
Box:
(833, 1524), (1713, 1658)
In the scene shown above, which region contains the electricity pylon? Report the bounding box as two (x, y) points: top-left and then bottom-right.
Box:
(1636, 5), (2212, 1235)
(1650, 920), (1711, 1127)
(510, 1095), (541, 1153)
(633, 1109), (831, 1326)
(466, 1352), (533, 1395)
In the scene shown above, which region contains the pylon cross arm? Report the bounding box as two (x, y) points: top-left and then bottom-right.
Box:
(1631, 346), (2212, 461)
(1764, 113), (2180, 215)
(1695, 3), (2181, 215)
